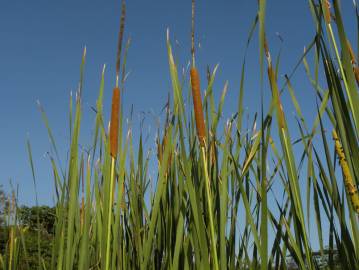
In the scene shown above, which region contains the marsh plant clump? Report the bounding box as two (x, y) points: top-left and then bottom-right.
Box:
(1, 0), (359, 269)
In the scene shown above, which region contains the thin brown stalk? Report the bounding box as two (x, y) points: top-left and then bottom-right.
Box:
(116, 0), (126, 78)
(191, 0), (195, 66)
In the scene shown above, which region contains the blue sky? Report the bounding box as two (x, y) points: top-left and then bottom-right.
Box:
(0, 0), (356, 212)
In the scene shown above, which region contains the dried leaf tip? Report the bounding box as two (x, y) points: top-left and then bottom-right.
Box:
(190, 68), (206, 146)
(346, 39), (356, 65)
(345, 39), (359, 85)
(267, 66), (285, 129)
(110, 87), (120, 158)
(264, 35), (270, 61)
(323, 0), (331, 24)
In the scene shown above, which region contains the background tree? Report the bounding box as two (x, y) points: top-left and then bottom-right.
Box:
(17, 205), (56, 235)
(0, 185), (10, 226)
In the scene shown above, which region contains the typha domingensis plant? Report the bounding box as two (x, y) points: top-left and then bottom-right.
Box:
(190, 1), (206, 147)
(190, 1), (219, 269)
(105, 0), (126, 269)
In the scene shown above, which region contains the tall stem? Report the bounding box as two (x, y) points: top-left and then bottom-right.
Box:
(105, 157), (116, 270)
(201, 146), (219, 270)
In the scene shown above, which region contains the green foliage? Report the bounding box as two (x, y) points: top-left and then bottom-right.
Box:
(17, 206), (56, 235)
(17, 229), (53, 270)
(0, 205), (55, 269)
(0, 186), (10, 226)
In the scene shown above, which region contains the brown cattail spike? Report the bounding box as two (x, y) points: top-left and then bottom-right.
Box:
(110, 87), (120, 158)
(190, 68), (206, 146)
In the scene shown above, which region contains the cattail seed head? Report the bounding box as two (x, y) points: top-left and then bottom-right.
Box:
(333, 130), (359, 213)
(190, 68), (206, 146)
(110, 87), (120, 158)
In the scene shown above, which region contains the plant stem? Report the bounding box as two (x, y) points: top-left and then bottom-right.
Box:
(105, 157), (116, 270)
(201, 146), (219, 270)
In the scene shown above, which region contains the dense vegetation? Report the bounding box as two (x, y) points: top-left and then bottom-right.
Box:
(1, 0), (358, 269)
(0, 201), (55, 269)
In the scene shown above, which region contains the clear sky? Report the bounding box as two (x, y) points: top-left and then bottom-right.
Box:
(0, 0), (356, 210)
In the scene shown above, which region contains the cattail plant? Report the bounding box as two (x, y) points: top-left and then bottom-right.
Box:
(105, 1), (126, 269)
(190, 1), (219, 269)
(190, 0), (206, 147)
